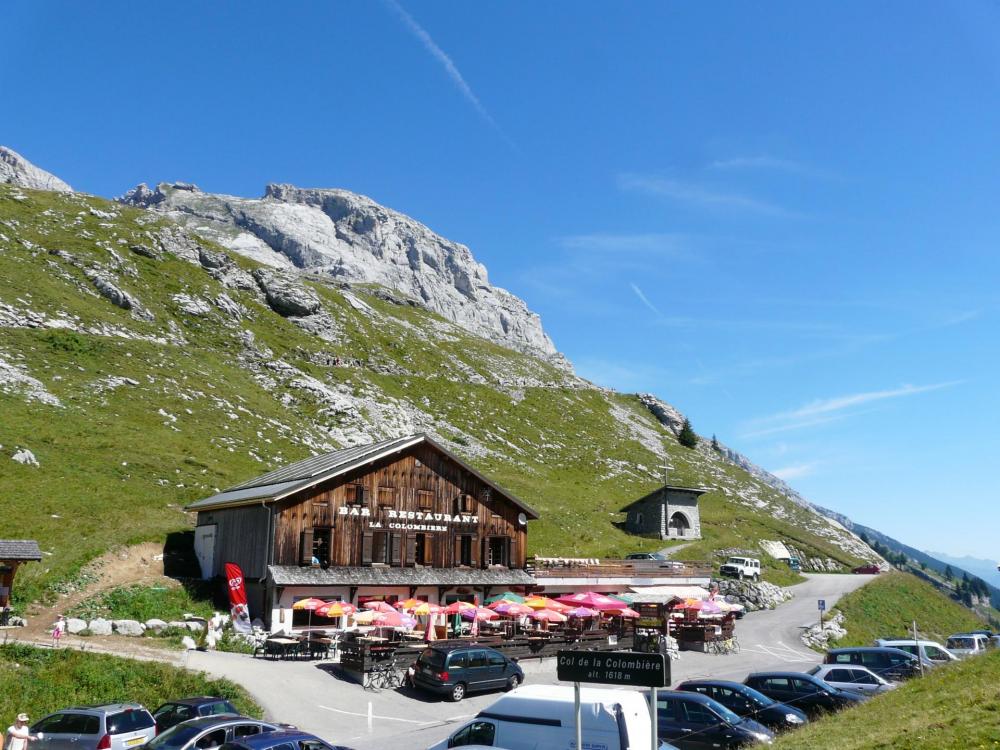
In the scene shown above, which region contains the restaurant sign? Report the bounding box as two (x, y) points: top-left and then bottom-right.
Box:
(338, 505), (479, 532)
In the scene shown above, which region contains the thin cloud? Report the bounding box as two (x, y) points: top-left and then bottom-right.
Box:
(771, 463), (818, 481)
(630, 283), (662, 317)
(740, 381), (962, 438)
(384, 0), (513, 148)
(778, 381), (962, 421)
(618, 173), (790, 217)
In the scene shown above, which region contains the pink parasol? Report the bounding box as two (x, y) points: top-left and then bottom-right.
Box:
(461, 607), (498, 621)
(316, 601), (355, 618)
(523, 596), (571, 612)
(443, 601), (476, 615)
(555, 592), (628, 611)
(493, 602), (533, 617)
(364, 601), (397, 614)
(608, 607), (640, 618)
(530, 608), (568, 623)
(373, 610), (405, 627)
(565, 606), (600, 618)
(412, 602), (444, 616)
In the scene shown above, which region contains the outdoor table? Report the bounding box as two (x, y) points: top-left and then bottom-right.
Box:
(266, 636), (301, 660)
(306, 636), (333, 659)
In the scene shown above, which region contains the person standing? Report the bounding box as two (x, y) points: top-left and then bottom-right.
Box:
(6, 713), (37, 750)
(51, 615), (65, 648)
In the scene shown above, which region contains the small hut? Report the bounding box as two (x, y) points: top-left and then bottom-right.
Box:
(0, 540), (42, 623)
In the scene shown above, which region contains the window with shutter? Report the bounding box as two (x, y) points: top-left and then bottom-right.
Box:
(406, 535), (416, 566)
(362, 531), (374, 566)
(300, 528), (315, 566)
(390, 534), (402, 567)
(372, 532), (389, 565)
(378, 487), (395, 507)
(417, 490), (434, 510)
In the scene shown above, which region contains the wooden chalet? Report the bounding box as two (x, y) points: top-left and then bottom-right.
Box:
(186, 434), (540, 631)
(0, 540), (42, 618)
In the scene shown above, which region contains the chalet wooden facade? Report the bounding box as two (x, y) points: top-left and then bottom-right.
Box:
(186, 434), (539, 630)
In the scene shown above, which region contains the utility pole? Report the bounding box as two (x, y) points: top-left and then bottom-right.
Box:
(660, 460), (672, 487)
(913, 620), (924, 677)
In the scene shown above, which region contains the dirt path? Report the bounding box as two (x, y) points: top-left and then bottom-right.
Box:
(20, 542), (179, 640)
(659, 541), (694, 558)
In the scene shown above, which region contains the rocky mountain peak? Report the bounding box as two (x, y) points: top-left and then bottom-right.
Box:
(119, 180), (560, 362)
(0, 146), (72, 193)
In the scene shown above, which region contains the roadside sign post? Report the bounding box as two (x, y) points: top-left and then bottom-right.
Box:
(818, 599), (826, 631)
(558, 650), (670, 750)
(913, 620), (924, 677)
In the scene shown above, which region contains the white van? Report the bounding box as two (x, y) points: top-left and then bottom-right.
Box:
(946, 633), (990, 658)
(427, 684), (673, 750)
(874, 639), (959, 665)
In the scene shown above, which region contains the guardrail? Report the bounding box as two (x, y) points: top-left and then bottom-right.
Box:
(527, 558), (714, 579)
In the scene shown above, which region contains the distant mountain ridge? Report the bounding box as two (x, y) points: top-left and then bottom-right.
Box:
(0, 146), (72, 193)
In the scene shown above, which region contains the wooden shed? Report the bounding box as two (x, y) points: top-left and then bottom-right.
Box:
(0, 540), (42, 617)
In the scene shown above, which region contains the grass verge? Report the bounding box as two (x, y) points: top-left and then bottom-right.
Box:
(772, 649), (1000, 749)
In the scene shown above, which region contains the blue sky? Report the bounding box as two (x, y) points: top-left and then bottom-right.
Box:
(4, 1), (998, 559)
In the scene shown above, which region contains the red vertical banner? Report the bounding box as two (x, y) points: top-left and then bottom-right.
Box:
(225, 563), (252, 634)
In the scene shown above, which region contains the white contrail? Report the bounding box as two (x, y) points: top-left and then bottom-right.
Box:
(630, 282), (662, 317)
(384, 0), (513, 147)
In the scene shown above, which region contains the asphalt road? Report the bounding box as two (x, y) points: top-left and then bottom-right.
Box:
(186, 574), (875, 750)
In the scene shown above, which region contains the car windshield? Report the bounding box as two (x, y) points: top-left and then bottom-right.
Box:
(710, 701), (744, 725)
(735, 685), (775, 707)
(948, 637), (975, 649)
(146, 725), (203, 750)
(726, 558), (745, 565)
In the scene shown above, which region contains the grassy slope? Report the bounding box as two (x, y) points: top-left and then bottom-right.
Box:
(0, 643), (259, 719)
(0, 185), (866, 607)
(773, 648), (1000, 750)
(833, 571), (988, 646)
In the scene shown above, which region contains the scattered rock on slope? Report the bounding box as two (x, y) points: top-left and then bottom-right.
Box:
(252, 269), (322, 317)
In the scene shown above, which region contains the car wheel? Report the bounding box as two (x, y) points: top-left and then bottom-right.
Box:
(738, 571), (744, 580)
(506, 674), (522, 691)
(753, 573), (760, 582)
(450, 682), (467, 702)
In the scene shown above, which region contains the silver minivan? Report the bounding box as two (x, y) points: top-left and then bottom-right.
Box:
(32, 704), (156, 750)
(946, 633), (990, 658)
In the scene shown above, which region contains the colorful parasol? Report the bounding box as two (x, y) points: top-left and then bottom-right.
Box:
(565, 606), (600, 618)
(364, 600), (397, 614)
(316, 601), (355, 618)
(523, 596), (571, 612)
(484, 591), (525, 604)
(492, 601), (533, 617)
(530, 608), (568, 623)
(460, 607), (499, 621)
(412, 602), (444, 616)
(607, 607), (641, 618)
(291, 597), (328, 630)
(555, 592), (628, 611)
(395, 598), (426, 611)
(443, 601), (477, 615)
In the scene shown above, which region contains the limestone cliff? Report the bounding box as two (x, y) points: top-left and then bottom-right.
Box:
(0, 147), (72, 193)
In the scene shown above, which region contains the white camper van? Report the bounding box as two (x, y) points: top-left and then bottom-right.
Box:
(427, 684), (676, 750)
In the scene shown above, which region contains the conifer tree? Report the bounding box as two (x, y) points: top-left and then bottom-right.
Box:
(711, 434), (720, 452)
(944, 565), (954, 581)
(678, 419), (698, 449)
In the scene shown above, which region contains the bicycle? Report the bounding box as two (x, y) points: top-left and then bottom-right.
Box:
(364, 661), (404, 691)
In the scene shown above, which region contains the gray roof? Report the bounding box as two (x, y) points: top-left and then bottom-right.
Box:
(619, 484), (711, 512)
(269, 565), (536, 587)
(186, 433), (539, 519)
(0, 540), (42, 561)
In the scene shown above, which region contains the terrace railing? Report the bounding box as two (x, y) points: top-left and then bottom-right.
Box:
(527, 557), (714, 579)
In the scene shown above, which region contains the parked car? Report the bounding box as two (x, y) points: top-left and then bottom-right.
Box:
(787, 557), (801, 573)
(852, 564), (881, 574)
(32, 704), (157, 750)
(946, 633), (991, 658)
(429, 685), (676, 750)
(824, 647), (928, 681)
(152, 699), (240, 733)
(411, 644), (524, 701)
(874, 639), (959, 665)
(145, 717), (284, 750)
(719, 557), (761, 581)
(676, 679), (807, 731)
(808, 664), (896, 695)
(218, 730), (354, 750)
(654, 690), (774, 748)
(627, 552), (668, 561)
(743, 672), (865, 719)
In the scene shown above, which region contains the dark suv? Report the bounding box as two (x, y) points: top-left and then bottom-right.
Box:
(743, 672), (865, 719)
(152, 699), (239, 733)
(676, 680), (808, 732)
(824, 647), (924, 681)
(654, 691), (774, 749)
(410, 644), (523, 701)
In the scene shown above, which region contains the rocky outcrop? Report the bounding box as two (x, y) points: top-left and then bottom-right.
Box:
(112, 619), (145, 636)
(713, 579), (793, 612)
(87, 618), (113, 635)
(66, 617), (88, 634)
(801, 610), (846, 650)
(637, 393), (686, 435)
(118, 181), (562, 362)
(252, 269), (322, 317)
(0, 147), (72, 192)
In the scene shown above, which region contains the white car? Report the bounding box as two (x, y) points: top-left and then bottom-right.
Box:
(874, 639), (958, 665)
(719, 556), (761, 581)
(808, 664), (896, 694)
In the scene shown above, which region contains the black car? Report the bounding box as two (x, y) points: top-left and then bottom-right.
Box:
(410, 644), (524, 701)
(654, 690), (774, 749)
(153, 698), (240, 733)
(676, 679), (808, 732)
(824, 647), (924, 681)
(146, 717), (286, 750)
(743, 672), (865, 719)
